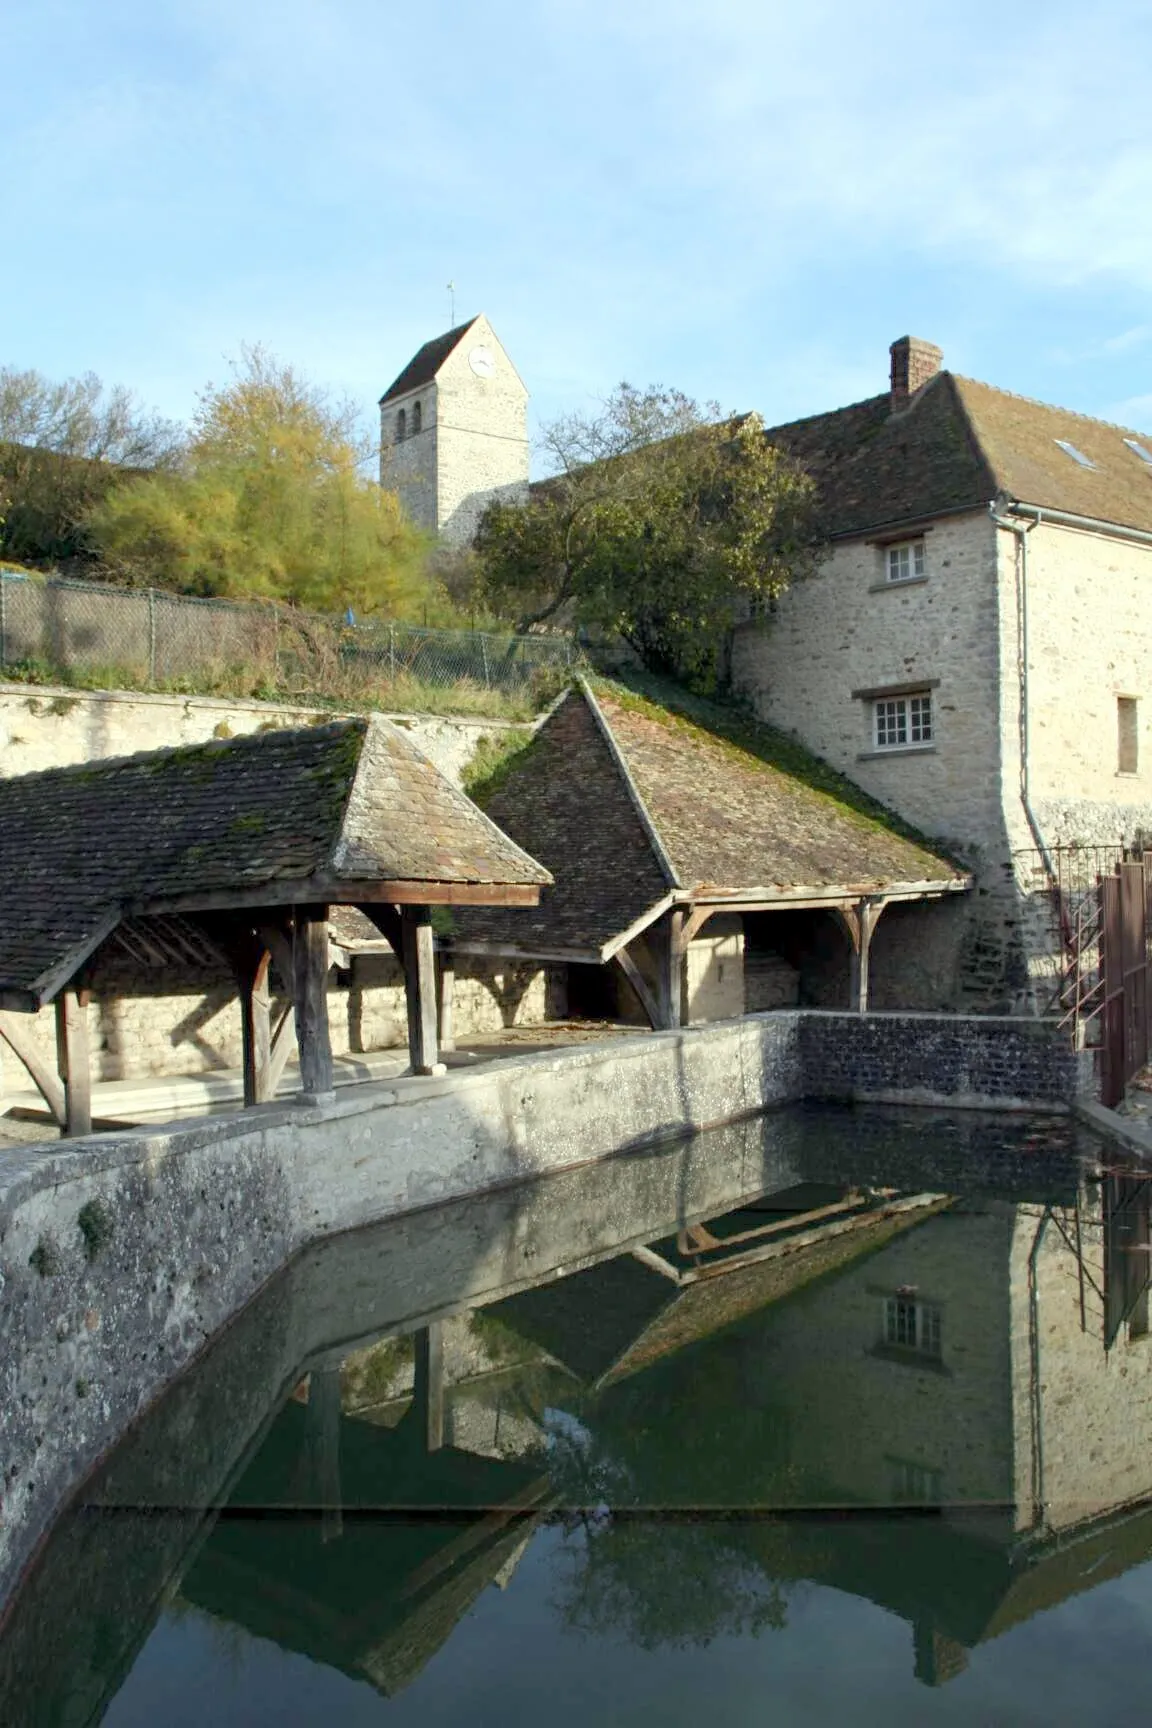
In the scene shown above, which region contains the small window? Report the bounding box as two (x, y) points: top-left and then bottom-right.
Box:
(1124, 438), (1152, 467)
(395, 408), (407, 443)
(1119, 697), (1139, 774)
(1055, 438), (1096, 469)
(883, 1295), (943, 1360)
(412, 399), (422, 434)
(889, 1457), (943, 1504)
(885, 540), (926, 583)
(874, 691), (933, 750)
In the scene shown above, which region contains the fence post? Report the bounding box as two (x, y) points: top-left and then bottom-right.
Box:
(147, 588), (157, 684)
(389, 623), (396, 684)
(481, 635), (490, 689)
(0, 571), (6, 670)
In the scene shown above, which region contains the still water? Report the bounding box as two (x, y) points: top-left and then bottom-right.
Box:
(3, 1103), (1152, 1726)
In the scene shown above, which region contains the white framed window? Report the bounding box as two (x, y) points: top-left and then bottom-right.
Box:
(883, 1295), (942, 1360)
(885, 539), (926, 583)
(874, 691), (933, 750)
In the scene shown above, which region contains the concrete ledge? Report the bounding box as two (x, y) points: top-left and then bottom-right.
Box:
(0, 1008), (1076, 1608)
(1075, 1098), (1152, 1162)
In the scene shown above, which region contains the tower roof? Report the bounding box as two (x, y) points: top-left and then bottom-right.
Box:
(378, 317), (481, 406)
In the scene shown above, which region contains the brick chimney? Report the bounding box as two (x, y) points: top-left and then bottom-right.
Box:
(890, 336), (942, 409)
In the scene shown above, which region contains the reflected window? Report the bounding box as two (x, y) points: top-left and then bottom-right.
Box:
(889, 1457), (943, 1503)
(883, 1295), (942, 1360)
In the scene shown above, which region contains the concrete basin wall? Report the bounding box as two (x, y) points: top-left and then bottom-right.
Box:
(0, 1009), (1075, 1607)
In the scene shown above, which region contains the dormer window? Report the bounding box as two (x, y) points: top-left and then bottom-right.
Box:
(395, 408), (407, 443)
(1124, 438), (1152, 467)
(1055, 438), (1096, 468)
(886, 539), (926, 584)
(412, 400), (422, 434)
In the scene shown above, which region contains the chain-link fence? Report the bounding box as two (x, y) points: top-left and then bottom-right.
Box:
(0, 567), (580, 706)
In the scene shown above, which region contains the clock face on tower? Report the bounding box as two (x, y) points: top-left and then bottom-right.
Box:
(468, 344), (496, 379)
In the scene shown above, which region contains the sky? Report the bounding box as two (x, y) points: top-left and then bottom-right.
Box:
(4, 0), (1152, 469)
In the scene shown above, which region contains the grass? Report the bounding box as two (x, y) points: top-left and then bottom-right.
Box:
(0, 655), (558, 723)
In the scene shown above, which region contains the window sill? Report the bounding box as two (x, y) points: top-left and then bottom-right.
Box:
(857, 745), (937, 761)
(867, 1345), (952, 1376)
(1117, 770), (1140, 779)
(867, 576), (929, 593)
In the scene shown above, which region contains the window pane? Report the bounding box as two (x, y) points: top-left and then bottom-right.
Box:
(912, 541), (925, 578)
(909, 694), (933, 743)
(875, 698), (909, 747)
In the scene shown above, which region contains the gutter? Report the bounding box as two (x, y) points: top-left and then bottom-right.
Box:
(989, 503), (1055, 883)
(999, 499), (1152, 551)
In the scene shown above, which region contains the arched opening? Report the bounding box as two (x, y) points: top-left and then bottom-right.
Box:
(395, 408), (407, 442)
(412, 400), (422, 434)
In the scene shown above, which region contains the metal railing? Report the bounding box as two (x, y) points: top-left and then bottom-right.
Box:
(0, 567), (579, 702)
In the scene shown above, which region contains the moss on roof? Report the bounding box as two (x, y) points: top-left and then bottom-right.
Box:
(587, 671), (965, 869)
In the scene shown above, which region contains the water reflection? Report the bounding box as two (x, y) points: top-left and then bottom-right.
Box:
(3, 1104), (1152, 1724)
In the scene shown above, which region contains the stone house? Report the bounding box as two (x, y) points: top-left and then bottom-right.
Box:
(732, 337), (1152, 1007)
(378, 314), (529, 548)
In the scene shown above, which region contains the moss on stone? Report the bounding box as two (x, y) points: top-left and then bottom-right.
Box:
(77, 1199), (113, 1263)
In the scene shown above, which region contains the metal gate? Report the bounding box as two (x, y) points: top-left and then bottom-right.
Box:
(1099, 860), (1152, 1108)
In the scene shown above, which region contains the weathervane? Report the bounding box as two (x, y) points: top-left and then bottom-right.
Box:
(447, 281), (456, 325)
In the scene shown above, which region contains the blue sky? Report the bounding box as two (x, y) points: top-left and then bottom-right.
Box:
(5, 0), (1152, 468)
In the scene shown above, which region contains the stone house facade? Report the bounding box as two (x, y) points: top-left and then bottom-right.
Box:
(731, 338), (1152, 1008)
(378, 313), (529, 548)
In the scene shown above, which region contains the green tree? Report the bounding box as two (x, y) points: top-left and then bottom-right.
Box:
(474, 383), (820, 689)
(0, 366), (183, 567)
(88, 345), (431, 616)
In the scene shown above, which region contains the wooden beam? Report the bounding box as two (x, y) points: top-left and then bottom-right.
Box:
(437, 954), (456, 1053)
(359, 903), (403, 961)
(305, 1367), (344, 1544)
(55, 988), (91, 1138)
(679, 904), (716, 949)
(257, 921), (295, 993)
(292, 906), (334, 1099)
(401, 905), (442, 1075)
(135, 879), (544, 916)
(267, 1003), (296, 1095)
(0, 1010), (66, 1126)
(413, 1322), (445, 1453)
(613, 947), (661, 1031)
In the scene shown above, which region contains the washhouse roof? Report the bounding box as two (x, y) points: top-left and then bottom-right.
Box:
(764, 370), (1152, 540)
(0, 715), (549, 1009)
(453, 680), (967, 961)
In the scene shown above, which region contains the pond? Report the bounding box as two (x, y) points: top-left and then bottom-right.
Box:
(2, 1102), (1151, 1726)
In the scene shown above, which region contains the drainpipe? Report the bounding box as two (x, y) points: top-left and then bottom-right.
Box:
(989, 503), (1056, 884)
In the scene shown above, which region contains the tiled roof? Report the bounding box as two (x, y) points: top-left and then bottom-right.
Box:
(455, 684), (964, 958)
(378, 318), (479, 406)
(598, 690), (961, 896)
(763, 369), (1152, 540)
(455, 691), (670, 955)
(0, 717), (548, 1004)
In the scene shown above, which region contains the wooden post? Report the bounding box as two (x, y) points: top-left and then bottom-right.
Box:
(413, 1321), (445, 1453)
(402, 905), (442, 1075)
(843, 899), (884, 1014)
(240, 948), (273, 1106)
(437, 953), (456, 1053)
(662, 908), (685, 1030)
(55, 988), (91, 1138)
(293, 906), (334, 1099)
(305, 1367), (344, 1543)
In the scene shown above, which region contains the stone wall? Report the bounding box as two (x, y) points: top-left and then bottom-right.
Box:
(731, 510), (1004, 851)
(2, 949), (548, 1089)
(0, 682), (525, 788)
(800, 1011), (1078, 1109)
